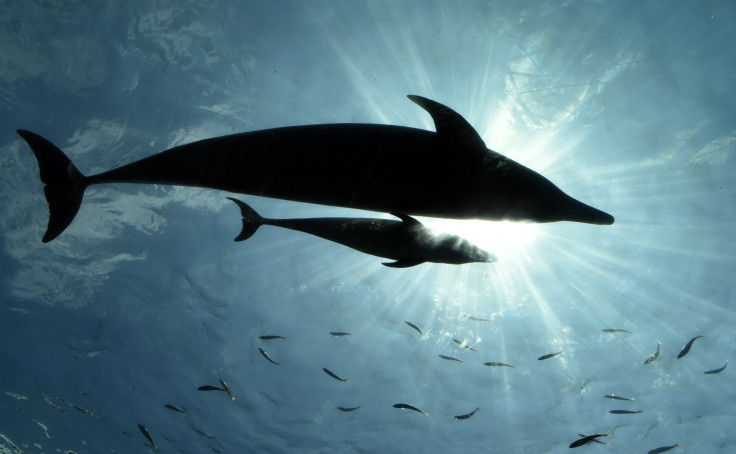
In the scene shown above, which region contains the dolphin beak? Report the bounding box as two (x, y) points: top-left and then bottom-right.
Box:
(559, 195), (615, 225)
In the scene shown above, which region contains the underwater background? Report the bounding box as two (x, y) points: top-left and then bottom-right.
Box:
(1, 1), (734, 453)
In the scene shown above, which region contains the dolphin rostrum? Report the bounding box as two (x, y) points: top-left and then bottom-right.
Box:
(18, 95), (614, 243)
(227, 197), (495, 267)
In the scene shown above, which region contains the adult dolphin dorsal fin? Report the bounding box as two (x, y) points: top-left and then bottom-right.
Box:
(390, 212), (422, 227)
(407, 95), (487, 157)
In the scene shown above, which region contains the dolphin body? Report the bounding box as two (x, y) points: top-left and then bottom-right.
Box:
(227, 197), (496, 268)
(17, 95), (613, 243)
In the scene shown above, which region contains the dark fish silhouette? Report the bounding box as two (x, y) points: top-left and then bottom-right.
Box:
(438, 354), (463, 363)
(18, 95), (613, 243)
(329, 332), (352, 337)
(538, 349), (563, 361)
(228, 198), (495, 267)
(677, 335), (703, 359)
(198, 379), (235, 400)
(609, 409), (643, 414)
(454, 407), (480, 420)
(137, 424), (157, 451)
(484, 362), (515, 368)
(648, 442), (679, 454)
(337, 406), (362, 412)
(452, 339), (477, 351)
(704, 360), (728, 375)
(405, 321), (423, 336)
(644, 341), (661, 365)
(466, 315), (491, 322)
(569, 433), (610, 448)
(393, 403), (428, 415)
(258, 347), (280, 365)
(577, 434), (609, 445)
(322, 368), (348, 382)
(259, 335), (286, 340)
(601, 328), (631, 333)
(604, 394), (634, 401)
(164, 404), (186, 413)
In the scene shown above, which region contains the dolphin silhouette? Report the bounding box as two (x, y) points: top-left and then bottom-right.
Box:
(227, 197), (495, 267)
(17, 95), (613, 243)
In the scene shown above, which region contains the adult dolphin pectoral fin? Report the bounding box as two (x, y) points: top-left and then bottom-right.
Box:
(226, 197), (264, 241)
(17, 130), (88, 243)
(391, 213), (422, 227)
(382, 259), (425, 268)
(407, 95), (487, 154)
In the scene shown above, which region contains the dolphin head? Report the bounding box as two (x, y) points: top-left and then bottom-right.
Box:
(430, 234), (498, 265)
(477, 152), (614, 225)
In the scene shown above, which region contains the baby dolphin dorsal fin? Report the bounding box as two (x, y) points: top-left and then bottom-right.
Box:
(407, 95), (487, 156)
(391, 212), (422, 227)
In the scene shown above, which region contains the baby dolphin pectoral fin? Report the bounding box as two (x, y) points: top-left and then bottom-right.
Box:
(17, 130), (88, 243)
(383, 259), (425, 268)
(227, 197), (264, 241)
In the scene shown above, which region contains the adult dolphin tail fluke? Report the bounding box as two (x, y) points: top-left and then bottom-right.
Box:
(227, 197), (264, 241)
(17, 129), (88, 243)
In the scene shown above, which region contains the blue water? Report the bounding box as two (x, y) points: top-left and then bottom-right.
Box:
(1, 1), (735, 453)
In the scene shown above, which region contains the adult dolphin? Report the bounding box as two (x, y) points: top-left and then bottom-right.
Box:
(227, 197), (496, 268)
(17, 95), (614, 243)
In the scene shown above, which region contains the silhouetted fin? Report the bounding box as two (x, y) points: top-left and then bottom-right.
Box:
(391, 213), (422, 227)
(227, 197), (264, 241)
(407, 95), (486, 159)
(17, 130), (87, 243)
(383, 259), (425, 268)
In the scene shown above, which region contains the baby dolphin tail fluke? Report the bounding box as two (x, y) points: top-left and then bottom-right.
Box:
(228, 197), (496, 267)
(18, 95), (612, 243)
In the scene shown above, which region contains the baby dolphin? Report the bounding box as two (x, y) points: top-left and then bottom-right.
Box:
(18, 95), (612, 244)
(393, 403), (428, 415)
(228, 198), (496, 267)
(677, 335), (703, 359)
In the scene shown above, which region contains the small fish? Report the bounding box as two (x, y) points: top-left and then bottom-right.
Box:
(329, 332), (352, 337)
(483, 362), (514, 368)
(259, 335), (286, 340)
(393, 403), (428, 415)
(323, 368), (348, 382)
(466, 315), (490, 322)
(644, 341), (661, 365)
(337, 406), (362, 412)
(538, 349), (562, 361)
(704, 360), (728, 375)
(405, 321), (423, 336)
(454, 407), (480, 420)
(604, 394), (634, 401)
(601, 328), (632, 333)
(258, 347), (280, 365)
(438, 354), (463, 363)
(648, 441), (680, 454)
(137, 424), (157, 451)
(198, 379), (235, 400)
(609, 409), (643, 414)
(577, 434), (609, 445)
(677, 335), (703, 359)
(164, 404), (186, 413)
(569, 433), (610, 448)
(452, 339), (477, 351)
